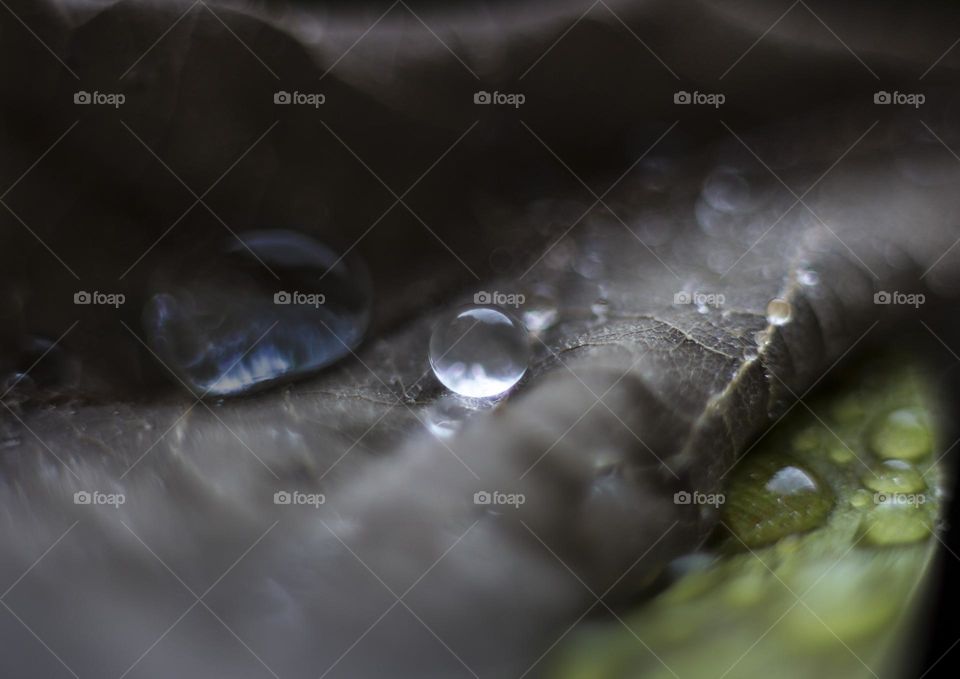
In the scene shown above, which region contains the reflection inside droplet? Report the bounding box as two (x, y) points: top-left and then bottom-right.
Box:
(429, 305), (530, 398)
(142, 230), (372, 397)
(765, 466), (819, 495)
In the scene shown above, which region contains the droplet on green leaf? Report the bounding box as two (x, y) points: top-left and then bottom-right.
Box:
(867, 408), (932, 461)
(723, 456), (834, 547)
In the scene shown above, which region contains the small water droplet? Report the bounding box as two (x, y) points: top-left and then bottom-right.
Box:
(702, 167), (753, 214)
(862, 460), (926, 494)
(590, 298), (610, 323)
(797, 268), (820, 286)
(1, 335), (77, 403)
(743, 347), (758, 362)
(828, 445), (854, 464)
(792, 426), (821, 452)
(591, 449), (622, 474)
(574, 250), (604, 280)
(142, 230), (372, 397)
(765, 298), (792, 326)
(1, 433), (22, 449)
(520, 289), (559, 335)
(522, 307), (558, 335)
(429, 305), (529, 398)
(867, 408), (932, 461)
(424, 394), (489, 439)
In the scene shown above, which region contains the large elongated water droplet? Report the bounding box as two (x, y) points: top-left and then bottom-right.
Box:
(143, 230), (372, 397)
(429, 305), (529, 398)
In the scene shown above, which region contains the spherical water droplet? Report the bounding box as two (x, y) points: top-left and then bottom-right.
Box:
(867, 408), (932, 461)
(429, 305), (529, 398)
(765, 298), (792, 326)
(142, 230), (372, 397)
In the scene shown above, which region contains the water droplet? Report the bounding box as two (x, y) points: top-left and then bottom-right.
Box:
(1, 429), (22, 449)
(142, 230), (372, 397)
(792, 426), (821, 452)
(429, 305), (529, 398)
(574, 249), (604, 280)
(867, 408), (932, 461)
(522, 306), (558, 335)
(1, 335), (76, 402)
(742, 347), (758, 362)
(591, 298), (610, 323)
(862, 460), (926, 494)
(424, 394), (489, 439)
(797, 268), (820, 286)
(591, 449), (622, 474)
(702, 167), (753, 214)
(860, 506), (931, 546)
(765, 466), (819, 494)
(1, 371), (33, 395)
(830, 395), (864, 424)
(723, 456), (833, 547)
(828, 445), (854, 464)
(753, 330), (770, 348)
(765, 298), (792, 326)
(520, 287), (559, 335)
